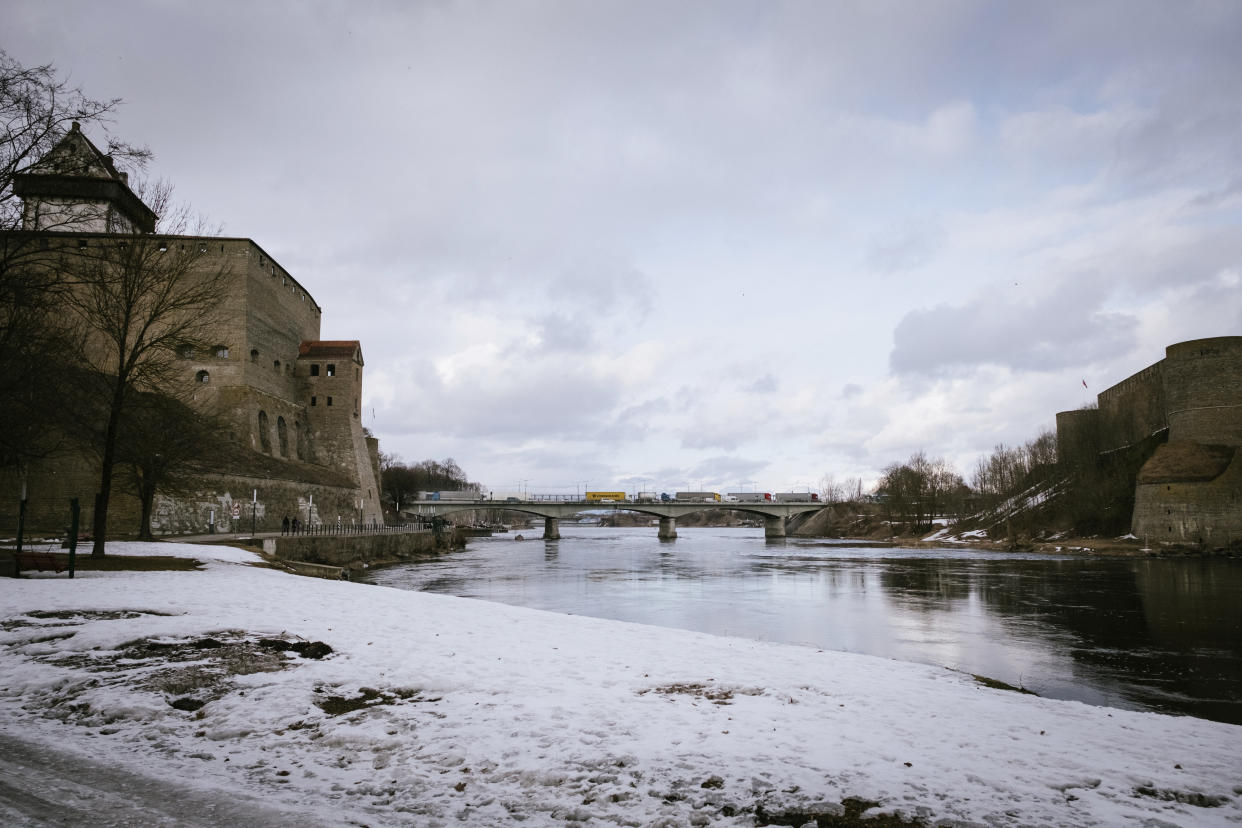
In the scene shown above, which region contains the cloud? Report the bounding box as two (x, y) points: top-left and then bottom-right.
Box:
(743, 374), (778, 394)
(687, 456), (769, 487)
(889, 278), (1138, 376)
(866, 220), (941, 274)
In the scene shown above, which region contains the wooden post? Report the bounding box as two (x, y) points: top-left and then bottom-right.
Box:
(68, 498), (79, 579)
(13, 472), (27, 578)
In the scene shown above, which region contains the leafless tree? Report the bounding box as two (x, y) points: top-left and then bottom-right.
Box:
(110, 390), (228, 540)
(1, 51), (151, 468)
(62, 193), (230, 556)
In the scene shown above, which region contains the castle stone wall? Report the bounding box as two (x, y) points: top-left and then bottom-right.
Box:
(1097, 361), (1167, 452)
(1132, 452), (1242, 547)
(1163, 337), (1242, 446)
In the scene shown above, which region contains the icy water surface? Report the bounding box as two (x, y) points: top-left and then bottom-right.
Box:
(361, 526), (1242, 724)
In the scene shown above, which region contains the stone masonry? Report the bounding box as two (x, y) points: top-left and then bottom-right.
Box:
(1057, 336), (1242, 546)
(2, 124), (383, 535)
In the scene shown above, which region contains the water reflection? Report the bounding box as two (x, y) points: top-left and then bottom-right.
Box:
(360, 526), (1242, 724)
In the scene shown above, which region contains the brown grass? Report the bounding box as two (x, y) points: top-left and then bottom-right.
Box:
(8, 552), (203, 572)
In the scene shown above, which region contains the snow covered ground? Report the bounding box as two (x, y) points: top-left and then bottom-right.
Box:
(2, 542), (1239, 826)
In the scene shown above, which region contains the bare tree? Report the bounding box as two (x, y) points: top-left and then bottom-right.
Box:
(63, 197), (230, 555)
(113, 391), (227, 540)
(1, 51), (150, 468)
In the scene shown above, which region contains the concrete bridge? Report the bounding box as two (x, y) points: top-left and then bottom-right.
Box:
(400, 499), (828, 540)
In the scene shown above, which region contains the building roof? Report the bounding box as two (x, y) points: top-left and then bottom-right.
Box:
(299, 340), (363, 363)
(13, 121), (158, 232)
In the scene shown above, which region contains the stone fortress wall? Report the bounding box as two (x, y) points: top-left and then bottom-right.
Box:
(1058, 336), (1242, 546)
(1, 125), (384, 536)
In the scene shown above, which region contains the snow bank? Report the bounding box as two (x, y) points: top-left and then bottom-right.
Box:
(1, 542), (1239, 826)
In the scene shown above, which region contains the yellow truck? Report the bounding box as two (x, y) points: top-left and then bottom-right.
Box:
(584, 491), (627, 502)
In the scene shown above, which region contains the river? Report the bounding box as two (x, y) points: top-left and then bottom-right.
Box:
(360, 526), (1242, 725)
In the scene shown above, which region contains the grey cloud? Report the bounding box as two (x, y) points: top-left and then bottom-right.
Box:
(391, 361), (622, 442)
(866, 220), (940, 274)
(547, 257), (656, 319)
(531, 312), (595, 353)
(1185, 176), (1242, 210)
(687, 456), (769, 485)
(889, 278), (1138, 375)
(679, 421), (757, 452)
(743, 374), (778, 394)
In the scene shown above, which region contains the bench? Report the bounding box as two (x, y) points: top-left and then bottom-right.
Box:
(18, 551), (67, 574)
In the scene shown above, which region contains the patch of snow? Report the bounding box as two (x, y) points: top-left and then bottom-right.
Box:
(1, 542), (1239, 826)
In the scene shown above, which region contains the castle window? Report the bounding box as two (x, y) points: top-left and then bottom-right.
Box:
(195, 370), (210, 384)
(78, 239), (87, 249)
(326, 364), (335, 377)
(214, 345), (229, 359)
(178, 344), (194, 359)
(310, 364), (320, 377)
(277, 417), (289, 457)
(327, 396), (333, 406)
(311, 396), (317, 406)
(250, 349), (259, 363)
(258, 410), (272, 453)
(273, 359), (281, 371)
(158, 241), (168, 252)
(198, 243), (207, 253)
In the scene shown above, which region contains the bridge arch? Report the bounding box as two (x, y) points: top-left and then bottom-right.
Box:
(399, 499), (827, 541)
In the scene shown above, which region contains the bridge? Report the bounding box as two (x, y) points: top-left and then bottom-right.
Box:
(400, 498), (828, 540)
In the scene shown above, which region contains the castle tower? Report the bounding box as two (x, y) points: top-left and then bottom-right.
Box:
(12, 121), (157, 233)
(2, 123), (385, 534)
(297, 341), (383, 523)
(1131, 336), (1242, 546)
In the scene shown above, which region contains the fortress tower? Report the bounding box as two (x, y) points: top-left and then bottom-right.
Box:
(1057, 336), (1242, 546)
(2, 125), (383, 533)
(1130, 337), (1242, 545)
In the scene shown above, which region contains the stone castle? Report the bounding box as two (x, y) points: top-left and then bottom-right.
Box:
(3, 123), (383, 534)
(1056, 336), (1242, 546)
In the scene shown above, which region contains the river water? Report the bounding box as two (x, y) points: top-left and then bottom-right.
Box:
(360, 526), (1242, 725)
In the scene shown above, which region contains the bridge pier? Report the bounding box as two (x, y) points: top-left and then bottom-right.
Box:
(658, 516), (677, 540)
(764, 514), (786, 539)
(543, 517), (560, 540)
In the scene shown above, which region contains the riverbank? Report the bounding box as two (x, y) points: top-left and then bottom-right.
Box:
(2, 540), (1240, 826)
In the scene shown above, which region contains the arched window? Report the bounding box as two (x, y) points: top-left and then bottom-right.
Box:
(258, 410), (272, 453)
(195, 370), (210, 384)
(274, 359), (282, 371)
(277, 416), (289, 457)
(250, 349), (259, 363)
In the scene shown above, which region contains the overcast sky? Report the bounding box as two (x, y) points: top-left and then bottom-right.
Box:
(8, 1), (1241, 496)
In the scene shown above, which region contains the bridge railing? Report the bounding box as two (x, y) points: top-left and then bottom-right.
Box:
(284, 522), (430, 537)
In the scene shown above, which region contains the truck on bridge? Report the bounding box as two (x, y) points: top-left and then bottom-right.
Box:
(726, 492), (773, 502)
(675, 492), (721, 502)
(774, 492), (820, 502)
